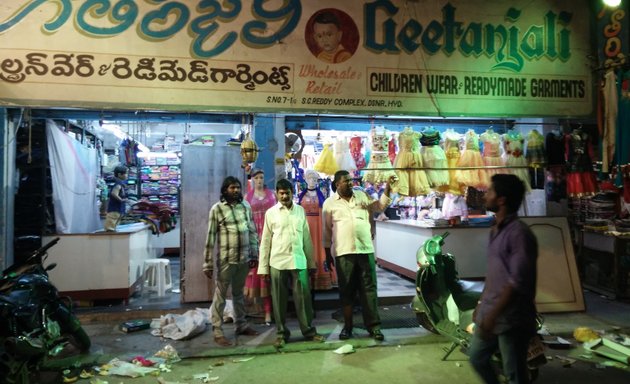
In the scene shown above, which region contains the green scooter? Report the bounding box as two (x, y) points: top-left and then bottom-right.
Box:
(411, 232), (546, 380)
(411, 232), (481, 358)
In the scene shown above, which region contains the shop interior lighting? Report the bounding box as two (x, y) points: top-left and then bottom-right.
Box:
(603, 0), (622, 7)
(137, 151), (179, 158)
(101, 123), (150, 152)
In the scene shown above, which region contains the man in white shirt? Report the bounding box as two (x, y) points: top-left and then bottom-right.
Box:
(258, 179), (325, 348)
(322, 170), (394, 341)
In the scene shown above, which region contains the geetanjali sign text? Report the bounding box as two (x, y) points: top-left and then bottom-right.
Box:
(0, 0), (593, 117)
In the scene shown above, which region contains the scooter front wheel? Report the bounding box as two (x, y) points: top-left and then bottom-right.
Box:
(51, 303), (91, 352)
(416, 312), (439, 335)
(69, 326), (91, 352)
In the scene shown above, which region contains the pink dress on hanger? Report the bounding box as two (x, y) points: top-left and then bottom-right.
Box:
(299, 190), (336, 290)
(394, 127), (430, 196)
(244, 188), (276, 299)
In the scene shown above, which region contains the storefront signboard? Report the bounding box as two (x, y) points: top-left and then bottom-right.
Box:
(596, 4), (628, 69)
(0, 0), (593, 117)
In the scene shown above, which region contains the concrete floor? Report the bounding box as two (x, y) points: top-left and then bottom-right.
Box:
(50, 289), (630, 384)
(40, 260), (630, 383)
(80, 344), (629, 384)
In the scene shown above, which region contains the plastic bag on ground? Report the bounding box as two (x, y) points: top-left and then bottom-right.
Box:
(106, 358), (159, 378)
(150, 309), (207, 340)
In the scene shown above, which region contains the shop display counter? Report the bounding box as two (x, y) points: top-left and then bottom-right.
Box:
(375, 219), (488, 279)
(580, 231), (630, 299)
(375, 217), (585, 313)
(43, 223), (162, 303)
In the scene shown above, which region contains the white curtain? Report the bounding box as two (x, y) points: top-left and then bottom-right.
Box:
(46, 119), (100, 233)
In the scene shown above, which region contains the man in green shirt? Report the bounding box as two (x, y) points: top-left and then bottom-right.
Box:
(204, 176), (260, 347)
(258, 179), (325, 348)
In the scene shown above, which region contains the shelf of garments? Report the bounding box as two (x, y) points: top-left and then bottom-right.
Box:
(125, 166), (140, 199)
(139, 194), (179, 214)
(139, 164), (180, 213)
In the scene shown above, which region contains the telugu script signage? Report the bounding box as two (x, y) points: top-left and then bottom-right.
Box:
(0, 0), (593, 117)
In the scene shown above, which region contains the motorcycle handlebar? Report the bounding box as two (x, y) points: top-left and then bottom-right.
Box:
(23, 237), (60, 265)
(37, 237), (60, 256)
(2, 238), (60, 280)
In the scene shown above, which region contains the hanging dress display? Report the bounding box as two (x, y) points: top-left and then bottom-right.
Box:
(393, 127), (430, 196)
(545, 130), (567, 202)
(349, 135), (366, 180)
(565, 128), (598, 197)
(503, 131), (531, 192)
(603, 69), (618, 173)
(442, 193), (469, 221)
(334, 136), (357, 172)
(443, 129), (465, 195)
(616, 69), (630, 188)
(349, 135), (366, 170)
(388, 134), (397, 165)
(363, 126), (397, 184)
(298, 182), (336, 290)
(526, 129), (546, 166)
(244, 187), (276, 315)
(313, 142), (339, 175)
(480, 128), (505, 178)
(623, 165), (630, 204)
(420, 129), (449, 189)
(455, 130), (489, 190)
(526, 129), (546, 189)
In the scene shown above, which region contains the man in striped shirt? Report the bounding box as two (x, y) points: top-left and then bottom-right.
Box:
(204, 176), (260, 347)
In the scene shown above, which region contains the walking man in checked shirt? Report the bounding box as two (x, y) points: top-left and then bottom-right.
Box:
(204, 176), (260, 347)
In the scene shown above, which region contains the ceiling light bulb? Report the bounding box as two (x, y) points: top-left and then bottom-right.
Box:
(603, 0), (622, 7)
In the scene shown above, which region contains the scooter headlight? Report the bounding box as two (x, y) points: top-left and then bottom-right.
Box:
(424, 239), (441, 257)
